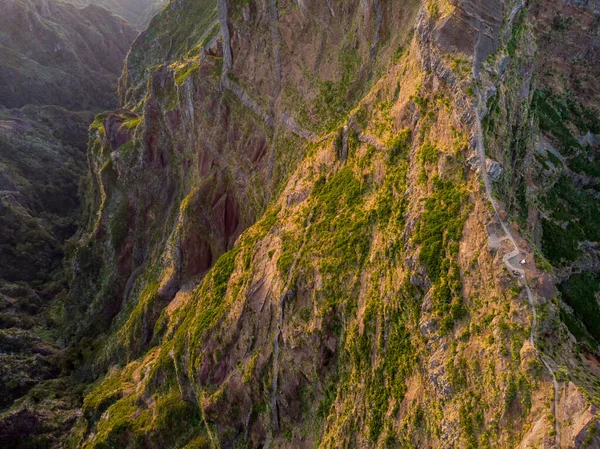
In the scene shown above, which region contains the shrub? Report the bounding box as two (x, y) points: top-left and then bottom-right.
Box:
(559, 273), (600, 342)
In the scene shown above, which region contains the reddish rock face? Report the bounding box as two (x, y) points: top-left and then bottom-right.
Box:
(197, 149), (213, 176)
(212, 359), (228, 384)
(198, 359), (211, 385)
(103, 112), (134, 151)
(166, 108), (181, 130)
(212, 192), (240, 249)
(182, 232), (213, 277)
(220, 103), (230, 128)
(248, 136), (268, 165)
(117, 239), (134, 276)
(434, 0), (505, 68)
(224, 194), (240, 247)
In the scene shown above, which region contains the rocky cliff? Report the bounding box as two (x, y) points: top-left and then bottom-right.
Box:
(4, 0), (600, 448)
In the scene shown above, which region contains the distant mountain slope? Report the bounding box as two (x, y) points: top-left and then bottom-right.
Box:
(67, 0), (166, 30)
(0, 0), (137, 110)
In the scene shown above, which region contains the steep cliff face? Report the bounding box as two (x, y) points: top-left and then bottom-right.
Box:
(0, 0), (138, 110)
(15, 0), (600, 448)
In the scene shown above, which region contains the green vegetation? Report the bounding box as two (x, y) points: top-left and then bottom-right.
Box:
(91, 397), (152, 447)
(347, 281), (416, 444)
(532, 89), (600, 264)
(507, 9), (526, 57)
(185, 247), (241, 347)
(414, 168), (469, 332)
(152, 390), (202, 445)
(275, 129), (416, 444)
(559, 273), (600, 343)
(415, 176), (467, 281)
(449, 55), (471, 78)
(534, 91), (586, 152)
(309, 165), (371, 286)
(209, 249), (240, 304)
(420, 141), (439, 165)
(120, 116), (142, 130)
(458, 395), (484, 449)
(83, 369), (131, 420)
(533, 89), (600, 176)
(540, 218), (580, 264)
(583, 421), (599, 448)
(389, 129), (412, 165)
(109, 199), (130, 249)
(90, 113), (109, 133)
(124, 0), (217, 104)
(552, 12), (573, 31)
(314, 47), (363, 132)
(559, 308), (589, 344)
(426, 0), (439, 20)
(174, 61), (200, 86)
(541, 176), (600, 265)
(0, 107), (91, 284)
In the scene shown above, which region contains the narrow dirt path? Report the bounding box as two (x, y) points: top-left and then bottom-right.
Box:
(471, 2), (560, 445)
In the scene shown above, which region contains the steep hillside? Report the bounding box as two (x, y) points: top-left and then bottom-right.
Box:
(0, 105), (92, 283)
(0, 105), (93, 446)
(0, 0), (138, 110)
(3, 0), (600, 448)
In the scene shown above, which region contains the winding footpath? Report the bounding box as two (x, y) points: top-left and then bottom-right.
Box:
(472, 3), (560, 444)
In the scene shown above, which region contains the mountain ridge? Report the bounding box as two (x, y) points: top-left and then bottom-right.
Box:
(0, 0), (138, 110)
(2, 0), (600, 447)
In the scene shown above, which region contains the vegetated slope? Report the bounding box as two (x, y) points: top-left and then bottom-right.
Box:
(480, 0), (600, 388)
(0, 105), (93, 447)
(0, 106), (93, 285)
(0, 0), (138, 110)
(5, 0), (600, 448)
(66, 0), (166, 30)
(0, 1), (138, 446)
